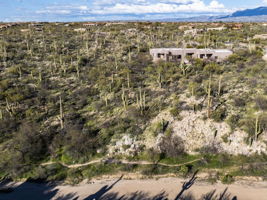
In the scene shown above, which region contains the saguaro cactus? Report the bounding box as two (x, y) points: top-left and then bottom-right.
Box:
(121, 86), (128, 110)
(128, 48), (132, 63)
(5, 98), (14, 117)
(254, 114), (260, 141)
(157, 72), (162, 88)
(38, 71), (42, 83)
(76, 64), (80, 78)
(137, 87), (146, 114)
(127, 72), (130, 89)
(58, 96), (64, 129)
(217, 75), (223, 96)
(0, 109), (3, 120)
(104, 93), (109, 107)
(206, 76), (212, 118)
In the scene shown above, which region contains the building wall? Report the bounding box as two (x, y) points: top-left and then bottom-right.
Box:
(150, 48), (233, 63)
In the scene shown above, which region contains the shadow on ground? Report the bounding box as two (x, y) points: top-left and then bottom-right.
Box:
(90, 189), (236, 200)
(0, 174), (237, 200)
(0, 179), (77, 200)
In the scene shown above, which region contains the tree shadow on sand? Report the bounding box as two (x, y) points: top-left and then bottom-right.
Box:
(87, 189), (236, 200)
(0, 179), (78, 200)
(84, 175), (124, 200)
(99, 191), (168, 200)
(83, 171), (237, 200)
(0, 171), (238, 200)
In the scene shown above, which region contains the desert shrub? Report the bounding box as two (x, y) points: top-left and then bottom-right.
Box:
(255, 96), (267, 111)
(195, 87), (206, 97)
(91, 100), (105, 112)
(204, 63), (222, 74)
(193, 58), (205, 71)
(45, 163), (68, 181)
(170, 99), (182, 118)
(158, 134), (185, 158)
(82, 164), (117, 180)
(221, 134), (229, 143)
(228, 53), (245, 64)
(67, 168), (83, 184)
(0, 79), (11, 91)
(0, 118), (18, 143)
(221, 174), (234, 184)
(199, 143), (219, 154)
(11, 122), (46, 163)
(63, 125), (99, 161)
(233, 97), (247, 107)
(170, 107), (181, 118)
(241, 114), (267, 138)
(227, 114), (241, 130)
(27, 166), (51, 181)
(211, 107), (227, 122)
(78, 56), (89, 67)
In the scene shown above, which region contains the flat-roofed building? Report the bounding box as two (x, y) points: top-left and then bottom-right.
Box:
(83, 23), (98, 27)
(253, 34), (267, 40)
(21, 29), (30, 33)
(74, 28), (87, 32)
(150, 48), (233, 63)
(28, 23), (43, 27)
(207, 27), (227, 31)
(184, 29), (204, 36)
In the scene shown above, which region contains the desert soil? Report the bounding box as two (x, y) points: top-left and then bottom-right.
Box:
(1, 176), (267, 200)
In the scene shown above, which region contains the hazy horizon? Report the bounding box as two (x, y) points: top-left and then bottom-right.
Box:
(0, 0), (267, 22)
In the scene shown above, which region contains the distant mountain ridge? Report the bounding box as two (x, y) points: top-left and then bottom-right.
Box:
(158, 7), (267, 22)
(216, 6), (267, 21)
(230, 6), (267, 17)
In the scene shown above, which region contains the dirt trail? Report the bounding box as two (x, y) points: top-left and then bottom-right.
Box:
(41, 158), (203, 169)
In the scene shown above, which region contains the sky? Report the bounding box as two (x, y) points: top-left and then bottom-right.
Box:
(0, 0), (267, 22)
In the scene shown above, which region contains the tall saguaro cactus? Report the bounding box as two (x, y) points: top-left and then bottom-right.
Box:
(121, 86), (128, 110)
(157, 71), (162, 88)
(58, 96), (64, 129)
(137, 87), (146, 114)
(217, 75), (223, 96)
(5, 98), (14, 117)
(0, 109), (3, 120)
(206, 76), (212, 118)
(254, 114), (260, 141)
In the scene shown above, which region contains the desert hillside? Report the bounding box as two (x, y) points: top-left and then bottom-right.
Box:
(0, 22), (266, 183)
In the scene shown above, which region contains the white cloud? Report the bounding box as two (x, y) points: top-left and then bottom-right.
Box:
(79, 6), (88, 10)
(36, 10), (71, 15)
(35, 4), (88, 15)
(90, 0), (229, 15)
(160, 0), (200, 4)
(33, 0), (231, 21)
(209, 0), (224, 9)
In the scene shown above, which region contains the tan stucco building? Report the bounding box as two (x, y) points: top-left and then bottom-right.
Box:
(150, 48), (233, 63)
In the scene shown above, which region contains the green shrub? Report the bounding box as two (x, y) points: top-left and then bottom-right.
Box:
(170, 107), (181, 118)
(221, 174), (234, 184)
(204, 63), (222, 74)
(255, 96), (267, 111)
(233, 97), (246, 107)
(227, 114), (241, 130)
(211, 107), (227, 122)
(67, 169), (83, 184)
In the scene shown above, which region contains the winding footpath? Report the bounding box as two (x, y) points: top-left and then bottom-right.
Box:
(41, 158), (203, 169)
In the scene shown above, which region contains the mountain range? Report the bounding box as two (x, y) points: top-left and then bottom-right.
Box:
(230, 6), (267, 17)
(161, 7), (267, 22)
